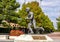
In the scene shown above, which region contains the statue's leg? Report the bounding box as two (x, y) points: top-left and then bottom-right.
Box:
(33, 19), (36, 29)
(28, 23), (34, 34)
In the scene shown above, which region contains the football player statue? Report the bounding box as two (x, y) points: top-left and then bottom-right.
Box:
(25, 7), (36, 34)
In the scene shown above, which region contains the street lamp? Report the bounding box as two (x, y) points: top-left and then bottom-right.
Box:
(40, 0), (42, 1)
(24, 0), (26, 4)
(39, 0), (43, 6)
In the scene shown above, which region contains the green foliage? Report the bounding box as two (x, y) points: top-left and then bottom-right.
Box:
(56, 17), (60, 31)
(18, 1), (54, 31)
(2, 22), (8, 27)
(0, 0), (54, 32)
(0, 0), (20, 23)
(56, 17), (60, 21)
(19, 18), (27, 26)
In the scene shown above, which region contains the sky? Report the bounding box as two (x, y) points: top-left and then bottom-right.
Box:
(16, 0), (60, 29)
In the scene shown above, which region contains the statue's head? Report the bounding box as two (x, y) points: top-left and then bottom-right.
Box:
(26, 7), (30, 13)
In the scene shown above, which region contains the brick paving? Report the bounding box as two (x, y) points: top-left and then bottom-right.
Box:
(48, 32), (60, 40)
(47, 32), (60, 42)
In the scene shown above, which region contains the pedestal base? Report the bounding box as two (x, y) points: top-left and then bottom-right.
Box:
(14, 34), (53, 42)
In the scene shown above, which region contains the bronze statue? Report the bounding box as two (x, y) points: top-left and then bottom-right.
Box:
(25, 7), (44, 34)
(25, 7), (36, 34)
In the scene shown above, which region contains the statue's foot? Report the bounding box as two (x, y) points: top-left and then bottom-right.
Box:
(28, 32), (34, 34)
(30, 32), (34, 34)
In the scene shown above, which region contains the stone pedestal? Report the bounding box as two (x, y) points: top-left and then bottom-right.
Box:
(14, 34), (53, 42)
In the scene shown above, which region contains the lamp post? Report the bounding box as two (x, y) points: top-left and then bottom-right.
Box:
(39, 0), (43, 6)
(24, 0), (26, 4)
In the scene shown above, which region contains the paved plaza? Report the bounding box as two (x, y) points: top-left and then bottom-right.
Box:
(0, 39), (13, 42)
(48, 32), (60, 42)
(0, 32), (60, 42)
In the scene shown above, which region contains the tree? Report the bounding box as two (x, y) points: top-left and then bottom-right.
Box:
(56, 17), (60, 31)
(18, 1), (54, 31)
(0, 0), (20, 23)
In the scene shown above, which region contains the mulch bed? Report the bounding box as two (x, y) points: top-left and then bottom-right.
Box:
(10, 30), (24, 36)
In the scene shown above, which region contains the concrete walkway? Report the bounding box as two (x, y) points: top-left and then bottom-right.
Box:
(0, 32), (60, 42)
(0, 35), (14, 42)
(0, 40), (13, 42)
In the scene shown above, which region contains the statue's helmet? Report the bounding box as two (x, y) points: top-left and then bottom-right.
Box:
(26, 7), (30, 12)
